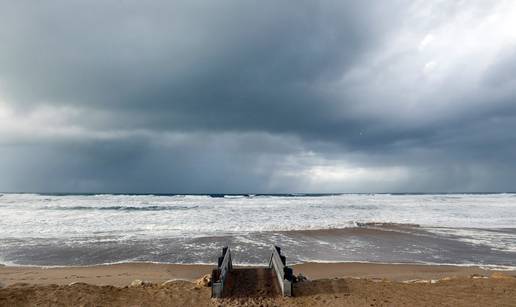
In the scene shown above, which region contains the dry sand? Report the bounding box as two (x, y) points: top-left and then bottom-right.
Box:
(1, 262), (515, 306)
(0, 263), (211, 287)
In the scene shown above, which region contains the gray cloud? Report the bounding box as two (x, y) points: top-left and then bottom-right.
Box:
(1, 0), (516, 193)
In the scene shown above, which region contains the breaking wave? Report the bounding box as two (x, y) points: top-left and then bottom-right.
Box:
(43, 205), (199, 211)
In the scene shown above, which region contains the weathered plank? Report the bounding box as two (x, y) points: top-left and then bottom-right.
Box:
(211, 246), (232, 298)
(269, 245), (293, 296)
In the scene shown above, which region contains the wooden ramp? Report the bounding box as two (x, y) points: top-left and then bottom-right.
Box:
(223, 267), (280, 298)
(211, 246), (294, 298)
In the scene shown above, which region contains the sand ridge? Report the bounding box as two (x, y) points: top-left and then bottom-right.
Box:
(1, 262), (516, 306)
(1, 276), (516, 306)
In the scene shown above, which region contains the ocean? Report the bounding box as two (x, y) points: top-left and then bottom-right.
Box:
(0, 193), (515, 268)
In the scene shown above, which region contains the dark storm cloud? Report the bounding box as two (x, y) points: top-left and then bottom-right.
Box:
(0, 0), (403, 136)
(1, 0), (516, 192)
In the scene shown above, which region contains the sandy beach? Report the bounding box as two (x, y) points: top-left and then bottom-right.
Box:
(3, 0), (516, 303)
(1, 262), (515, 306)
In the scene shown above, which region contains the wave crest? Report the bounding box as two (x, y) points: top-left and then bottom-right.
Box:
(43, 205), (199, 211)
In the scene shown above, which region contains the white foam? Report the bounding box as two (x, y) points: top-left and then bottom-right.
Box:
(0, 193), (515, 244)
(423, 227), (516, 253)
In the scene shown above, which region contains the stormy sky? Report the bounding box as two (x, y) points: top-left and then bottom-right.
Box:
(1, 0), (516, 193)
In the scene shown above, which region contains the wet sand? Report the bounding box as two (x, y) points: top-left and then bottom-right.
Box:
(4, 226), (516, 268)
(1, 262), (516, 306)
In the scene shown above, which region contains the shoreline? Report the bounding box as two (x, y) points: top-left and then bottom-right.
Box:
(1, 261), (515, 287)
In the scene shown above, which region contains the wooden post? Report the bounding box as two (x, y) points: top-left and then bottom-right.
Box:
(211, 246), (232, 298)
(269, 245), (293, 296)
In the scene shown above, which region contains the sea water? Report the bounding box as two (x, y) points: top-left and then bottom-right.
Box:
(0, 193), (515, 267)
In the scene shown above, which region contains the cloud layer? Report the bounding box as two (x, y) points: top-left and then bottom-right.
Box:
(1, 0), (516, 193)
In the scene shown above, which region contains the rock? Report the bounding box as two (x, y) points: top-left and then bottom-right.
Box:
(414, 279), (431, 284)
(129, 279), (152, 287)
(161, 279), (177, 286)
(470, 274), (488, 279)
(130, 279), (143, 287)
(68, 282), (89, 286)
(194, 274), (211, 287)
(491, 272), (514, 279)
(295, 273), (308, 283)
(403, 279), (432, 284)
